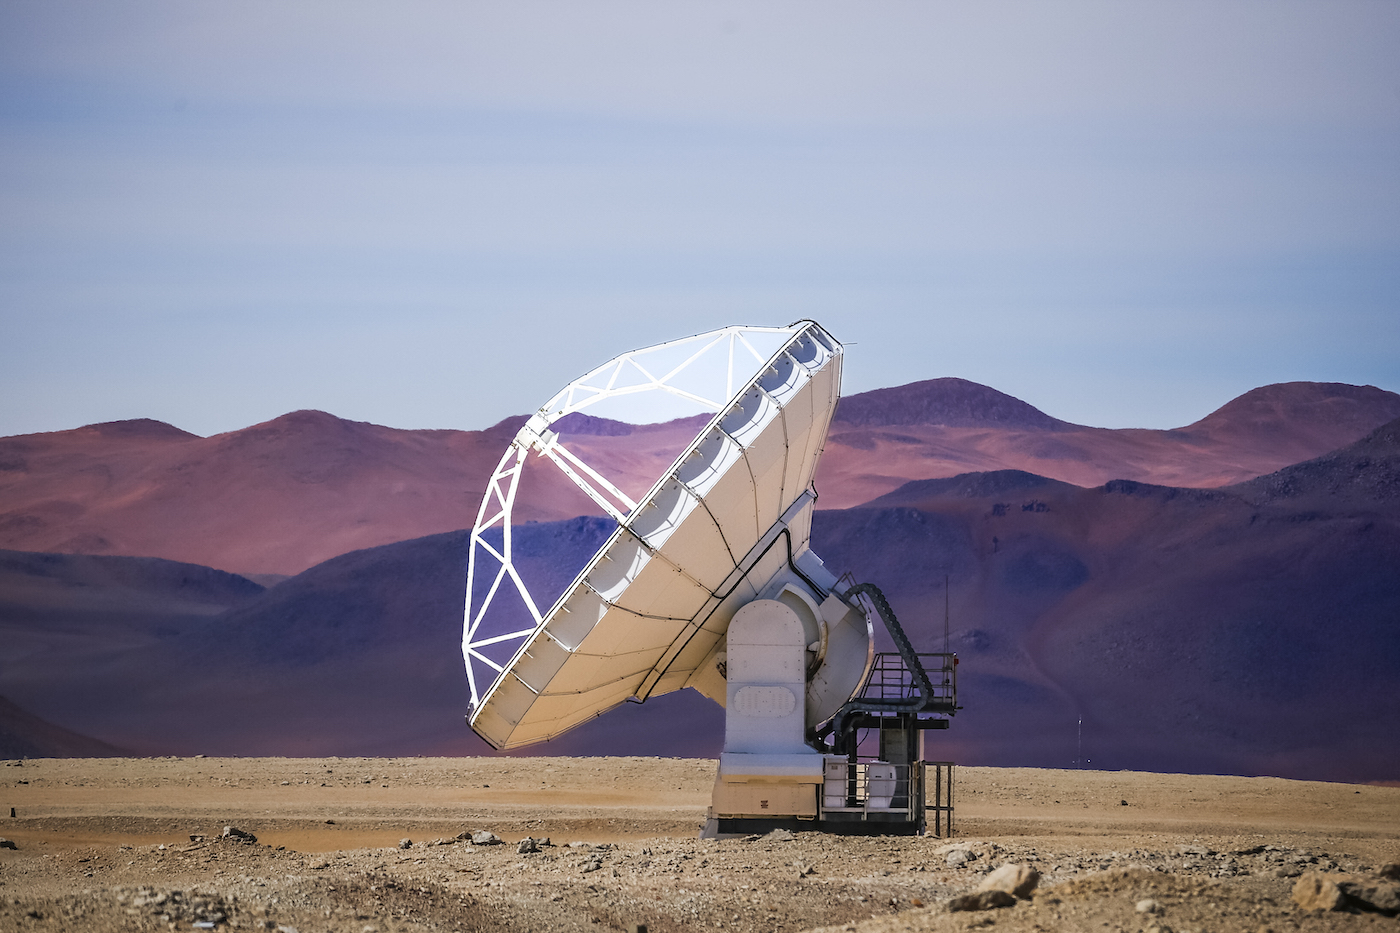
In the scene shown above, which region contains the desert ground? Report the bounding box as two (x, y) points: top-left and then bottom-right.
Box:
(1, 757), (1397, 933)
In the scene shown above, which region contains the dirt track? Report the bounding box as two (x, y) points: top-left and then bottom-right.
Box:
(1, 757), (1397, 932)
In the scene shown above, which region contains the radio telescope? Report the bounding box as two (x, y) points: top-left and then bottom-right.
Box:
(462, 321), (957, 834)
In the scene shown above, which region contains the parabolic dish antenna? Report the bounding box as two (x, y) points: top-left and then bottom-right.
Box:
(462, 320), (957, 835)
(462, 321), (852, 746)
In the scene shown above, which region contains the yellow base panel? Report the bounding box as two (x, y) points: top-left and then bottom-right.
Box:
(711, 778), (818, 818)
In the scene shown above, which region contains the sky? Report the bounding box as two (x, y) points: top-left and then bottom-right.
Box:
(2, 0), (1397, 437)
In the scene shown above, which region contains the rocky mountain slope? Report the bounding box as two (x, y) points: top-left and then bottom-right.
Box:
(2, 421), (1396, 780)
(0, 695), (128, 758)
(1, 381), (1396, 576)
(816, 417), (1400, 782)
(816, 380), (1400, 506)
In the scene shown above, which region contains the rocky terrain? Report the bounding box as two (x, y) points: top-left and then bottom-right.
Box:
(1, 757), (1397, 933)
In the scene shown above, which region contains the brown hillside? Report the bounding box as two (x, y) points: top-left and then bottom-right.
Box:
(1, 381), (1396, 576)
(814, 380), (1400, 506)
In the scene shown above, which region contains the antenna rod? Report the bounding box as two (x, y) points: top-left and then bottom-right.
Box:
(944, 574), (950, 655)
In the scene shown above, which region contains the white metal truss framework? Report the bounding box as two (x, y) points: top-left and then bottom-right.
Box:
(461, 322), (842, 739)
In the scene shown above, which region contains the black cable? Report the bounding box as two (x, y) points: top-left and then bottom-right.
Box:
(632, 524), (829, 703)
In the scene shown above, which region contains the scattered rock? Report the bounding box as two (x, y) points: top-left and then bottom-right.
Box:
(765, 829), (796, 842)
(111, 886), (234, 927)
(976, 863), (1039, 898)
(221, 826), (257, 844)
(1292, 872), (1346, 911)
(398, 838), (412, 850)
(189, 834), (205, 843)
(946, 848), (978, 868)
(1136, 898), (1164, 914)
(948, 890), (1015, 911)
(582, 858), (604, 873)
(309, 860), (330, 870)
(794, 860), (816, 878)
(470, 831), (502, 846)
(517, 837), (540, 854)
(1120, 800), (1128, 806)
(0, 838), (16, 850)
(1380, 863), (1400, 882)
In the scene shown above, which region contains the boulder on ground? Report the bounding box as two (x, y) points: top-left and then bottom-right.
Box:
(1339, 877), (1400, 915)
(1295, 871), (1400, 915)
(948, 890), (1015, 912)
(946, 848), (978, 868)
(977, 863), (1040, 899)
(221, 826), (257, 844)
(471, 831), (502, 846)
(1293, 872), (1346, 911)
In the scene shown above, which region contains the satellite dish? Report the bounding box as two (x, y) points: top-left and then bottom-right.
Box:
(462, 321), (957, 835)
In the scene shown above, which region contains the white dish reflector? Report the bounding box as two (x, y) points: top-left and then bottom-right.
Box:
(463, 321), (844, 749)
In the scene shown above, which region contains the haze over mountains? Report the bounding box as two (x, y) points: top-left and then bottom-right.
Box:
(0, 379), (1397, 782)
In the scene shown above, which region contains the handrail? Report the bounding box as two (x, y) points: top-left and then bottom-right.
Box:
(813, 582), (957, 752)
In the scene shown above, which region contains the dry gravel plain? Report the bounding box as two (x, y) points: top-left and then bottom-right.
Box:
(1, 756), (1397, 933)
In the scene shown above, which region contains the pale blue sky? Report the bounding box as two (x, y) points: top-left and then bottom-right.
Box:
(2, 1), (1397, 436)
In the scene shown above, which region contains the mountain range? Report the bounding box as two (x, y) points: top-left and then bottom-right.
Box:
(0, 378), (1397, 781)
(2, 380), (1396, 577)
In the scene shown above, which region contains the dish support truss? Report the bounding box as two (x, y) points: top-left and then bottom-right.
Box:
(462, 322), (840, 723)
